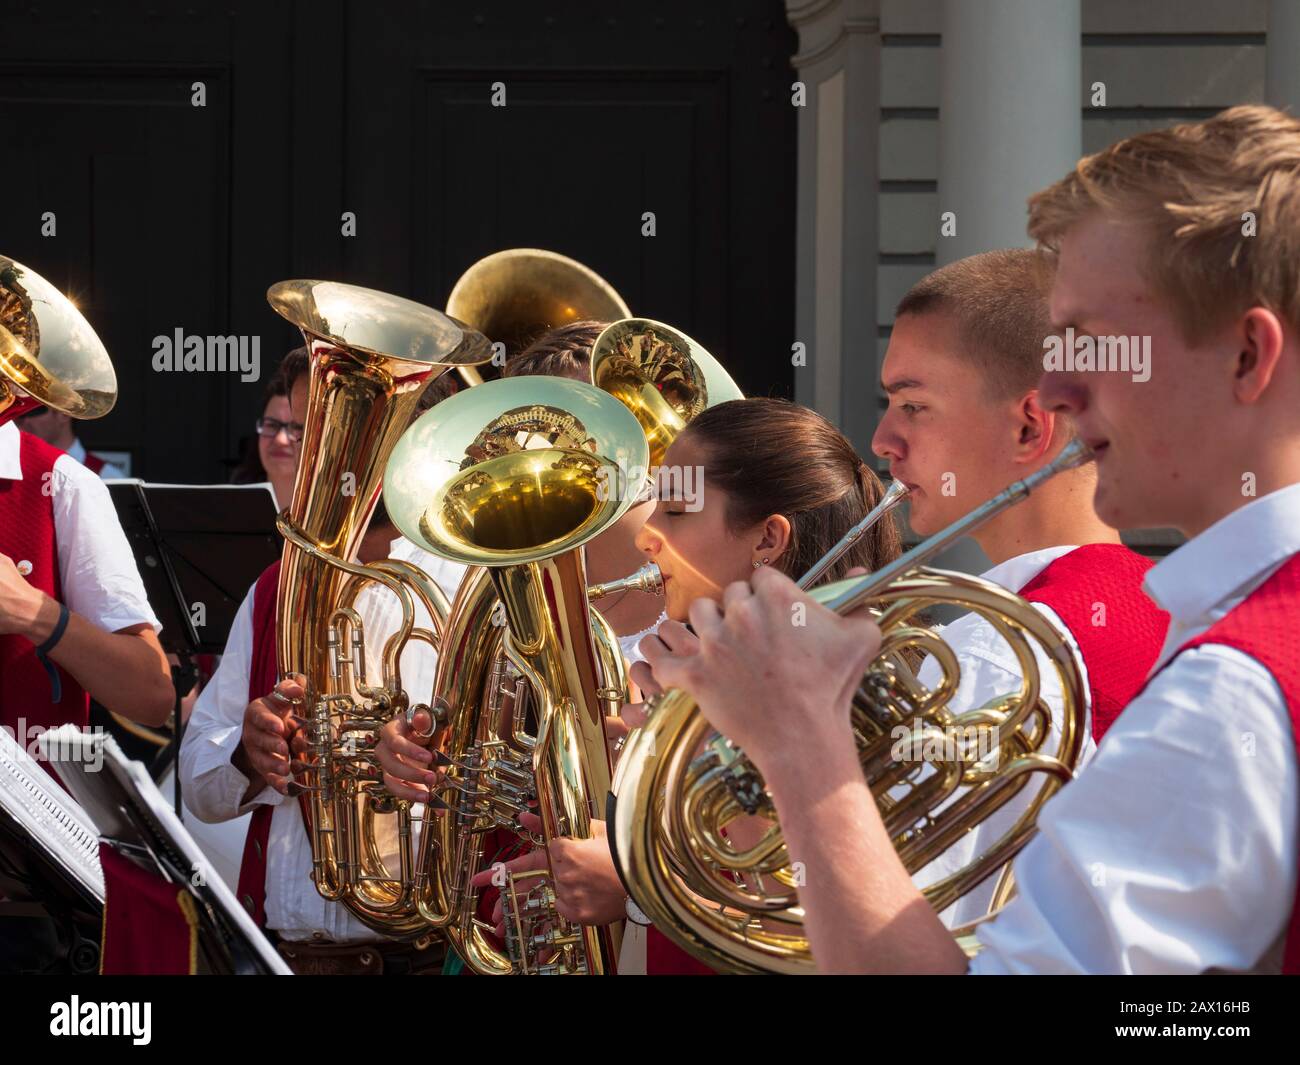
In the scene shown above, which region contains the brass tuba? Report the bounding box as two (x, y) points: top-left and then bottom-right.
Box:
(611, 440), (1094, 973)
(446, 248), (630, 386)
(384, 375), (649, 974)
(268, 278), (492, 936)
(0, 255), (116, 427)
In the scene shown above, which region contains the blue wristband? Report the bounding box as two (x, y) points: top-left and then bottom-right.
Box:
(34, 601), (71, 703)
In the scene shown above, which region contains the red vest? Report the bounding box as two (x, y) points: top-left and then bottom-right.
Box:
(1140, 552), (1300, 974)
(81, 450), (106, 476)
(1018, 543), (1169, 741)
(0, 431), (90, 734)
(235, 561), (282, 926)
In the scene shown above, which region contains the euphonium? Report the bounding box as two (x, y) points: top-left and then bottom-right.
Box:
(0, 255), (116, 426)
(590, 318), (742, 467)
(384, 376), (650, 973)
(268, 278), (492, 937)
(446, 248), (630, 386)
(611, 440), (1095, 974)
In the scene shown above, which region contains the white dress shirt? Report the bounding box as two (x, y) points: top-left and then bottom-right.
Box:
(67, 437), (127, 480)
(179, 535), (466, 942)
(0, 422), (159, 635)
(910, 546), (1096, 929)
(971, 484), (1300, 974)
(620, 612), (667, 667)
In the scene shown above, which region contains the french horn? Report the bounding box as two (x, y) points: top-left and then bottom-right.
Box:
(611, 440), (1094, 973)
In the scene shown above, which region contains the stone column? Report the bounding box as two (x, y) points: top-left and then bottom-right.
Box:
(785, 0), (881, 453)
(937, 0), (1081, 263)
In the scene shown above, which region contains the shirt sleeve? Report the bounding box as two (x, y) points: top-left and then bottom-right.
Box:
(50, 455), (161, 634)
(970, 643), (1299, 974)
(177, 584), (283, 823)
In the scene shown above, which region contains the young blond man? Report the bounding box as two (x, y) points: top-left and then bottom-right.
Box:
(649, 104), (1300, 974)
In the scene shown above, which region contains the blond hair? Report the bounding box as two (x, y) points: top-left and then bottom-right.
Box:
(894, 248), (1055, 398)
(1027, 104), (1300, 342)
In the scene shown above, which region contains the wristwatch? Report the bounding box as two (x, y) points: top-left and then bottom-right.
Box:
(624, 895), (652, 927)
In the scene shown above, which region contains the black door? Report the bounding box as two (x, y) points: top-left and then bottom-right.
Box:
(1, 1), (796, 482)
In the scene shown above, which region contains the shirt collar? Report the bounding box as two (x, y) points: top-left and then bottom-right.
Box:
(1144, 482), (1300, 624)
(67, 438), (86, 463)
(980, 544), (1078, 593)
(0, 422), (21, 481)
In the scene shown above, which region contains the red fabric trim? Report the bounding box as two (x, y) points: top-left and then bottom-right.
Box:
(1147, 553), (1300, 974)
(1017, 543), (1169, 741)
(0, 431), (89, 735)
(646, 926), (716, 975)
(234, 562), (281, 928)
(98, 843), (198, 974)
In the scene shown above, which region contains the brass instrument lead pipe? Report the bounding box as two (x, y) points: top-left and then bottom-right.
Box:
(797, 479), (910, 589)
(823, 439), (1094, 614)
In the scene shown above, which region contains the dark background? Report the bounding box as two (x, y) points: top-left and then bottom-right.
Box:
(1, 0), (797, 482)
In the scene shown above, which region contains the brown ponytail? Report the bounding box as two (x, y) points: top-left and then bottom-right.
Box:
(679, 398), (902, 581)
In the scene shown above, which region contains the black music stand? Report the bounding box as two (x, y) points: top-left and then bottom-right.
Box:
(106, 481), (282, 816)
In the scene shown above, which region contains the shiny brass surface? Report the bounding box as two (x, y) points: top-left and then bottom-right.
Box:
(612, 441), (1094, 973)
(0, 255), (116, 425)
(588, 561), (663, 601)
(269, 278), (490, 936)
(590, 318), (742, 468)
(385, 376), (648, 973)
(797, 479), (910, 589)
(446, 248), (630, 358)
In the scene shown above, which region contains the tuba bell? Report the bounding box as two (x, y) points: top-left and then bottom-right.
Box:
(446, 248), (630, 387)
(611, 441), (1095, 973)
(268, 278), (492, 937)
(590, 318), (742, 468)
(384, 375), (649, 974)
(0, 255), (116, 427)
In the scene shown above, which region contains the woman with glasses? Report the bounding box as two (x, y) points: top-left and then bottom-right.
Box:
(230, 347), (308, 507)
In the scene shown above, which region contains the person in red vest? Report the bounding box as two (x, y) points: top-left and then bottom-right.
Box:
(863, 248), (1171, 928)
(0, 416), (172, 744)
(648, 104), (1300, 975)
(15, 404), (127, 478)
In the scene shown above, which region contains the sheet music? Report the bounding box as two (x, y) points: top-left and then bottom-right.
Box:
(0, 728), (104, 903)
(40, 726), (290, 975)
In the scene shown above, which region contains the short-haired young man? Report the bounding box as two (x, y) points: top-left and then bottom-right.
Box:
(867, 249), (1168, 925)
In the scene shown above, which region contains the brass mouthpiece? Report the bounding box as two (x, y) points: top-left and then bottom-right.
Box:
(588, 562), (664, 601)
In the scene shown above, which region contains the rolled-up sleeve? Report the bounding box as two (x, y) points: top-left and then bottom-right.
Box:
(51, 458), (161, 634)
(178, 585), (283, 823)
